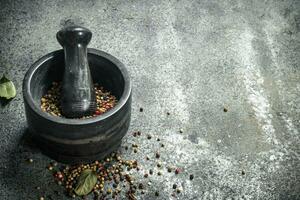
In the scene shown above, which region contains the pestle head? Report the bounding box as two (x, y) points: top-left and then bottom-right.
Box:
(57, 26), (97, 118)
(57, 26), (92, 46)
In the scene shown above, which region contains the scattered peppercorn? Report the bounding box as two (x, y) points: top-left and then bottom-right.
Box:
(155, 152), (160, 159)
(55, 172), (63, 179)
(139, 107), (143, 112)
(223, 107), (228, 112)
(155, 191), (159, 196)
(179, 129), (183, 133)
(189, 174), (194, 180)
(173, 184), (177, 189)
(144, 174), (149, 178)
(167, 112), (170, 115)
(138, 183), (144, 190)
(27, 158), (33, 163)
(47, 153), (145, 199)
(167, 167), (172, 173)
(175, 168), (180, 175)
(147, 135), (152, 140)
(241, 170), (245, 175)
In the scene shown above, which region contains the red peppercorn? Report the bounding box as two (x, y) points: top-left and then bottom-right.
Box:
(58, 173), (63, 179)
(175, 168), (180, 175)
(95, 110), (101, 115)
(55, 172), (64, 180)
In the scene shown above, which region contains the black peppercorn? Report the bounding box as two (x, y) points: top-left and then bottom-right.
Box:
(190, 174), (194, 180)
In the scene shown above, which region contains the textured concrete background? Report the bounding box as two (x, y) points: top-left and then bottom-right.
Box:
(0, 0), (299, 199)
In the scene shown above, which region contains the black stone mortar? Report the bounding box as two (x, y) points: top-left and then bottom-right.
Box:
(23, 40), (131, 164)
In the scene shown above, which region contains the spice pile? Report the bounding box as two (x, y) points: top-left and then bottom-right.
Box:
(40, 82), (117, 118)
(49, 153), (140, 199)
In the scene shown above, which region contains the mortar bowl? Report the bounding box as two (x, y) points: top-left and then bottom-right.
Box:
(23, 48), (131, 164)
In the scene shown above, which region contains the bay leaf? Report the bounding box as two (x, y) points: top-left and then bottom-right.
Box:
(0, 75), (16, 99)
(74, 169), (97, 196)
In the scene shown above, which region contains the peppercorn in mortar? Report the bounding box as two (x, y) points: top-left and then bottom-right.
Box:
(40, 82), (117, 118)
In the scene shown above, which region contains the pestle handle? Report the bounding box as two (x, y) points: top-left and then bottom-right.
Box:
(57, 26), (97, 118)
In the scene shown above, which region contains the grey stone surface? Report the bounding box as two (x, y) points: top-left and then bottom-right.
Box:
(0, 0), (299, 199)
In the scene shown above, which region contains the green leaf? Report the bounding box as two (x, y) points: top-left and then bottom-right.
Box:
(74, 169), (97, 196)
(0, 75), (16, 99)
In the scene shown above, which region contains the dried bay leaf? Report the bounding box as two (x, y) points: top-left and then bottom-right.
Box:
(74, 169), (97, 196)
(0, 75), (16, 99)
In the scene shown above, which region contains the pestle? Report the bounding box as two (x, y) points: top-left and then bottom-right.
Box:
(56, 26), (97, 118)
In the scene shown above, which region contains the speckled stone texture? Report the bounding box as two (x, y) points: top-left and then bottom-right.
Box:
(0, 0), (299, 199)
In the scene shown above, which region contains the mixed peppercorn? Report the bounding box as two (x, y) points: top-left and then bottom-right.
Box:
(49, 153), (140, 199)
(40, 82), (117, 118)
